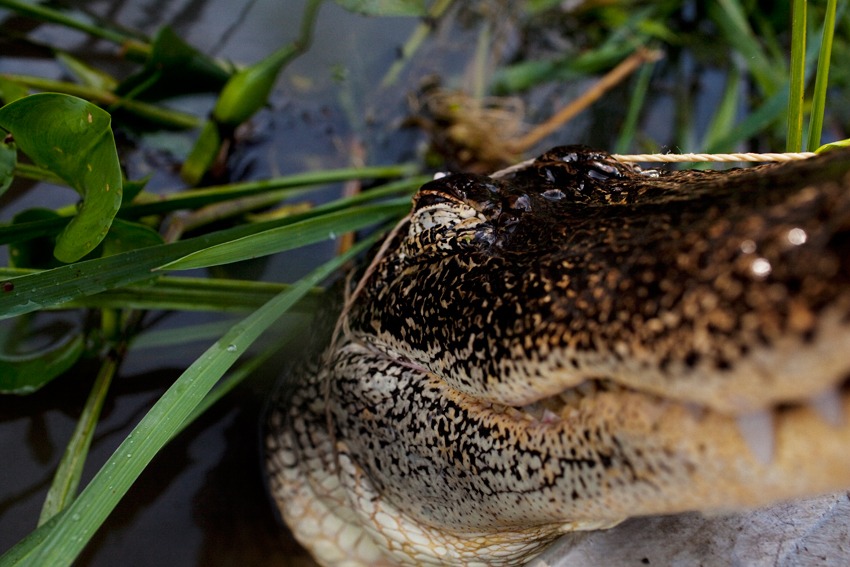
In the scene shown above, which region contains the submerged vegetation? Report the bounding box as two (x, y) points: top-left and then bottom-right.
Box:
(0, 0), (848, 564)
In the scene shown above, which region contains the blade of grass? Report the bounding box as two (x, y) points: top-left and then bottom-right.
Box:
(173, 335), (299, 438)
(0, 75), (200, 129)
(159, 198), (409, 271)
(806, 0), (838, 151)
(709, 0), (784, 97)
(379, 0), (454, 88)
(119, 165), (421, 218)
(701, 69), (742, 151)
(787, 0), (807, 151)
(38, 353), (116, 525)
(0, 199), (409, 319)
(613, 53), (656, 154)
(0, 0), (148, 51)
(1, 233), (379, 567)
(61, 277), (322, 313)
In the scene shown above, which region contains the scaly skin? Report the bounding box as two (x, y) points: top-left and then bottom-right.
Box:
(266, 147), (850, 566)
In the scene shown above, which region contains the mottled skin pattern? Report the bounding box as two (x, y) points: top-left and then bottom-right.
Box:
(266, 147), (850, 566)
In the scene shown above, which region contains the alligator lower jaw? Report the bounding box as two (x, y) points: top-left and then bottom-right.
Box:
(515, 375), (850, 466)
(480, 375), (850, 519)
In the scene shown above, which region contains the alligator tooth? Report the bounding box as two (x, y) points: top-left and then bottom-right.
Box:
(809, 388), (845, 427)
(541, 409), (560, 423)
(735, 410), (775, 465)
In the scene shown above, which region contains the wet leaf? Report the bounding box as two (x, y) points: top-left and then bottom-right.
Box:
(180, 120), (221, 186)
(116, 26), (230, 100)
(159, 200), (408, 270)
(0, 94), (123, 263)
(0, 134), (15, 196)
(101, 219), (164, 257)
(0, 332), (84, 395)
(8, 209), (63, 270)
(212, 44), (298, 126)
(56, 52), (118, 91)
(333, 0), (427, 16)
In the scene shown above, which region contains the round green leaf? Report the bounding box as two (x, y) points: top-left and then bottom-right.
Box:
(0, 93), (123, 263)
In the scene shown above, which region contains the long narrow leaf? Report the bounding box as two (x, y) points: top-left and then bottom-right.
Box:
(160, 199), (408, 270)
(0, 200), (409, 320)
(3, 234), (379, 567)
(38, 356), (115, 525)
(787, 0), (807, 151)
(806, 0), (838, 151)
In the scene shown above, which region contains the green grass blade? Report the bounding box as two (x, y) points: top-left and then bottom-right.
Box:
(120, 165), (420, 218)
(709, 0), (783, 96)
(2, 234), (377, 567)
(38, 355), (116, 525)
(613, 55), (655, 154)
(787, 0), (807, 151)
(701, 69), (742, 151)
(0, 194), (412, 320)
(67, 277), (321, 313)
(160, 199), (409, 271)
(806, 0), (838, 151)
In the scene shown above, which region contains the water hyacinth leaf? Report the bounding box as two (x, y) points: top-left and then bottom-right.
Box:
(333, 0), (427, 16)
(0, 76), (29, 104)
(116, 26), (230, 100)
(0, 94), (123, 262)
(0, 332), (84, 394)
(8, 209), (63, 270)
(0, 135), (15, 196)
(0, 215), (69, 246)
(101, 219), (164, 257)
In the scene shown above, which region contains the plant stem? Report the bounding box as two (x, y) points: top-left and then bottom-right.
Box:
(379, 0), (454, 88)
(1, 75), (200, 129)
(787, 0), (807, 151)
(806, 0), (838, 151)
(38, 348), (118, 525)
(0, 0), (150, 59)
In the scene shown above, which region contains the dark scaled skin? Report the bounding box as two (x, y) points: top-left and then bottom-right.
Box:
(267, 147), (850, 566)
(352, 146), (850, 412)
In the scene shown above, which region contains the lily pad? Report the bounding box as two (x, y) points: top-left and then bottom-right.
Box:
(0, 93), (123, 262)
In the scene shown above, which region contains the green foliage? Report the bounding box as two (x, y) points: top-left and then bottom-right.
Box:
(333, 0), (427, 16)
(116, 27), (231, 100)
(0, 136), (15, 196)
(0, 330), (84, 394)
(0, 94), (123, 262)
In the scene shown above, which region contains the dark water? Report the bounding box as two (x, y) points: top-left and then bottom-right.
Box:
(0, 1), (748, 565)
